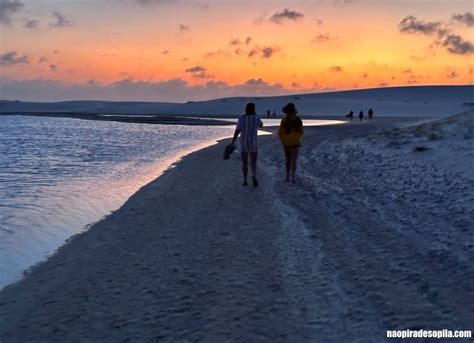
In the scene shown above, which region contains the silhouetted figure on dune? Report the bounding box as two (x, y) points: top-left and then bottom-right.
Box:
(368, 108), (374, 121)
(359, 110), (364, 121)
(346, 110), (354, 121)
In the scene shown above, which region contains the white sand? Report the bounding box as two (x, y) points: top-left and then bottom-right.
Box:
(0, 115), (472, 341)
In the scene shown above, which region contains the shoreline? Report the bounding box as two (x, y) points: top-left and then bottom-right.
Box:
(2, 115), (471, 341)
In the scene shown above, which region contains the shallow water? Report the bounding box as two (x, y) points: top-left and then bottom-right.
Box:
(0, 115), (236, 288)
(0, 115), (343, 289)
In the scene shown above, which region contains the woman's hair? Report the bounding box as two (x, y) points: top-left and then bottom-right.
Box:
(245, 102), (256, 115)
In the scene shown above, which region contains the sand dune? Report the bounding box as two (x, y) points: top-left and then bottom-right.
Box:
(1, 85), (472, 117)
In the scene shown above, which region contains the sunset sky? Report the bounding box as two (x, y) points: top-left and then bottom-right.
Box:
(0, 0), (473, 102)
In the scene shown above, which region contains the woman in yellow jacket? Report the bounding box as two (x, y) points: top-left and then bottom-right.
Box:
(278, 103), (304, 183)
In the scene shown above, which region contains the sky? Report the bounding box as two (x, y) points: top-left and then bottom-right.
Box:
(0, 0), (473, 102)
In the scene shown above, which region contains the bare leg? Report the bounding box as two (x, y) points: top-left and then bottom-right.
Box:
(284, 146), (291, 182)
(241, 153), (248, 186)
(250, 152), (258, 186)
(291, 148), (299, 183)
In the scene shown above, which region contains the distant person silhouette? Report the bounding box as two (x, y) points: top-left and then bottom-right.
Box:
(278, 103), (304, 183)
(368, 108), (374, 121)
(273, 109), (276, 117)
(267, 109), (270, 118)
(346, 110), (354, 121)
(359, 110), (364, 121)
(231, 103), (264, 187)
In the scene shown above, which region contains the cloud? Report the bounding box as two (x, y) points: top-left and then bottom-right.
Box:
(0, 51), (29, 65)
(269, 8), (304, 24)
(179, 23), (190, 31)
(229, 38), (241, 46)
(185, 65), (206, 73)
(37, 56), (47, 63)
(50, 11), (72, 28)
(447, 69), (458, 78)
(312, 33), (337, 43)
(133, 0), (209, 9)
(452, 12), (474, 27)
(161, 50), (170, 55)
(24, 19), (37, 28)
(248, 46), (279, 59)
(245, 37), (252, 45)
(0, 76), (292, 102)
(441, 34), (474, 55)
(398, 14), (474, 56)
(0, 0), (23, 25)
(49, 64), (57, 71)
(329, 66), (343, 72)
(398, 15), (442, 35)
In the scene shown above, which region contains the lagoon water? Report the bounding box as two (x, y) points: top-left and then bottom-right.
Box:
(0, 115), (342, 289)
(0, 115), (236, 289)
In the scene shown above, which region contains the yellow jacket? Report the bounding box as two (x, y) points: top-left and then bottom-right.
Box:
(278, 115), (304, 147)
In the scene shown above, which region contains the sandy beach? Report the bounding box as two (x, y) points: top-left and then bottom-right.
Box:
(0, 115), (472, 341)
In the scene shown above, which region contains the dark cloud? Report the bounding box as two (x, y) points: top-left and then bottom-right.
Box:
(50, 11), (72, 28)
(399, 14), (474, 56)
(269, 8), (304, 24)
(161, 50), (170, 55)
(452, 12), (474, 27)
(0, 0), (23, 25)
(185, 65), (206, 73)
(0, 50), (29, 65)
(398, 15), (442, 35)
(49, 64), (57, 71)
(248, 46), (279, 59)
(245, 37), (252, 45)
(24, 19), (37, 28)
(329, 66), (343, 72)
(179, 23), (190, 31)
(441, 34), (474, 55)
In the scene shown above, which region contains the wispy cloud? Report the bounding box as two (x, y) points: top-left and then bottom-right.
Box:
(24, 19), (37, 28)
(50, 11), (72, 28)
(179, 23), (190, 32)
(0, 50), (29, 65)
(329, 66), (343, 72)
(312, 33), (337, 43)
(0, 0), (23, 25)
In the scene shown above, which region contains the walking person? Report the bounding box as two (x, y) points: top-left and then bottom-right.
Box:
(231, 103), (263, 187)
(368, 108), (374, 121)
(278, 103), (304, 183)
(359, 110), (364, 121)
(346, 110), (354, 121)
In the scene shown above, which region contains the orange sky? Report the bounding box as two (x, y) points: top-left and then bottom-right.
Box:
(0, 0), (473, 101)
